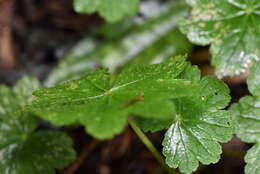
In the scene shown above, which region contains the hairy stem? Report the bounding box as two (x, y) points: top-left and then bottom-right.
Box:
(128, 117), (180, 174)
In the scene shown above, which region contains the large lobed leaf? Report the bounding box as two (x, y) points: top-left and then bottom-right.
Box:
(0, 76), (76, 174)
(30, 56), (199, 139)
(73, 0), (140, 22)
(230, 61), (260, 174)
(136, 63), (234, 174)
(180, 0), (260, 77)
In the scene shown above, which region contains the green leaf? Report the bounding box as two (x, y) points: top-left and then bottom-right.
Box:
(161, 76), (233, 174)
(244, 143), (260, 174)
(247, 61), (260, 96)
(180, 0), (260, 77)
(230, 61), (260, 174)
(30, 56), (198, 139)
(135, 63), (201, 133)
(231, 96), (260, 143)
(230, 96), (260, 174)
(175, 62), (201, 82)
(0, 114), (76, 174)
(44, 1), (192, 87)
(134, 116), (173, 133)
(73, 0), (140, 22)
(0, 76), (41, 118)
(0, 76), (76, 174)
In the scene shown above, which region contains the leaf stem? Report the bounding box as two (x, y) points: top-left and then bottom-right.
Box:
(128, 117), (180, 174)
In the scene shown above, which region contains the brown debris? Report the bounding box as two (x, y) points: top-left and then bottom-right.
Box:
(63, 139), (100, 174)
(0, 0), (16, 69)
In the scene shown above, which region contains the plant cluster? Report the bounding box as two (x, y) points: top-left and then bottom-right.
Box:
(1, 0), (260, 174)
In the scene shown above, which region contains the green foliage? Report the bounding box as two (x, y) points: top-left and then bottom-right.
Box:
(247, 61), (260, 96)
(44, 1), (192, 87)
(136, 64), (234, 174)
(73, 0), (140, 22)
(30, 56), (200, 139)
(163, 77), (233, 174)
(0, 76), (40, 118)
(180, 0), (260, 77)
(134, 116), (173, 133)
(0, 76), (76, 174)
(230, 61), (260, 174)
(3, 1), (256, 173)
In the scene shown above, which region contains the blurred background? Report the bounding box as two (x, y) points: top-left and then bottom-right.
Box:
(0, 0), (251, 173)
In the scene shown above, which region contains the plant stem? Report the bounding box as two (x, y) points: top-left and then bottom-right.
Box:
(128, 117), (180, 174)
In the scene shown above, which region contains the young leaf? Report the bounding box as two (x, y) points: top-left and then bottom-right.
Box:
(44, 1), (192, 87)
(30, 56), (198, 139)
(180, 0), (260, 77)
(0, 76), (76, 174)
(73, 0), (140, 22)
(230, 61), (260, 174)
(162, 76), (233, 174)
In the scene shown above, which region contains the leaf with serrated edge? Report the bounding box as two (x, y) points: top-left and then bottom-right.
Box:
(0, 76), (76, 174)
(30, 56), (198, 139)
(230, 61), (260, 174)
(74, 0), (140, 22)
(133, 64), (233, 173)
(180, 0), (260, 77)
(161, 76), (233, 174)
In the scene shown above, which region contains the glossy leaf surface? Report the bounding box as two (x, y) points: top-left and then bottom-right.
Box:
(162, 75), (233, 174)
(180, 0), (260, 77)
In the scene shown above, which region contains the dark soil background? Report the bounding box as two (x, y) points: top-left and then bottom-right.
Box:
(0, 0), (251, 173)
